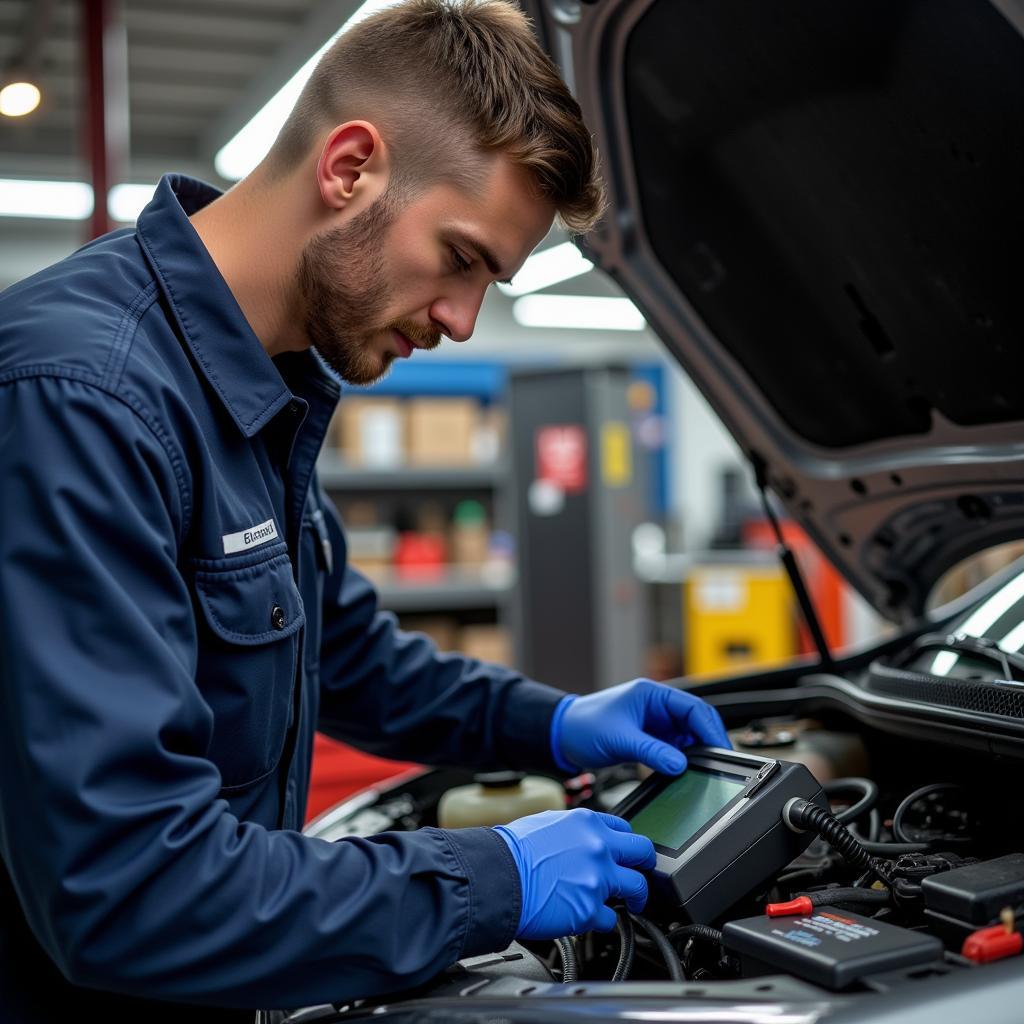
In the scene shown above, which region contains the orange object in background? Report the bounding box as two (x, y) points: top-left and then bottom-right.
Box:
(742, 519), (846, 652)
(305, 733), (416, 826)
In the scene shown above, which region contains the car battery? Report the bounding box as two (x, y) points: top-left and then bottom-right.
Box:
(922, 854), (1024, 946)
(723, 909), (944, 990)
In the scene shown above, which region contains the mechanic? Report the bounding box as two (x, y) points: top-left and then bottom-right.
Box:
(0, 1), (729, 1020)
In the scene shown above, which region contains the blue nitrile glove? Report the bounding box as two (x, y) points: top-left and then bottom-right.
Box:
(495, 808), (656, 939)
(550, 678), (731, 775)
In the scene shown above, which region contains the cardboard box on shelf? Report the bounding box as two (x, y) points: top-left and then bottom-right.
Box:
(335, 397), (406, 467)
(405, 398), (479, 466)
(459, 624), (512, 667)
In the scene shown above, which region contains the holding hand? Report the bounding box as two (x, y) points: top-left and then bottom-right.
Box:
(495, 808), (655, 939)
(552, 678), (730, 775)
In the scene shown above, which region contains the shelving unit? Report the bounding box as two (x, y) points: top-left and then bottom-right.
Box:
(370, 566), (515, 613)
(316, 359), (669, 673)
(316, 361), (512, 626)
(317, 452), (505, 492)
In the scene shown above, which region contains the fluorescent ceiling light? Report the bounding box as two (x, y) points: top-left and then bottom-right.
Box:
(0, 179), (93, 219)
(497, 241), (593, 297)
(0, 81), (41, 117)
(0, 179), (157, 222)
(215, 0), (400, 181)
(512, 295), (647, 332)
(108, 183), (157, 223)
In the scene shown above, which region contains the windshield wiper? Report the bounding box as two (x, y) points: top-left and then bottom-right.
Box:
(909, 631), (1024, 679)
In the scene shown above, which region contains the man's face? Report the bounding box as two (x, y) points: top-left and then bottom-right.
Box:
(297, 156), (555, 385)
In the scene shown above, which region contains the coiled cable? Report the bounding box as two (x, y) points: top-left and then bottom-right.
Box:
(555, 936), (578, 983)
(783, 798), (894, 887)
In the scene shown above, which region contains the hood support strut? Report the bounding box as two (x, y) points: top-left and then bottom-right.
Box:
(753, 455), (833, 668)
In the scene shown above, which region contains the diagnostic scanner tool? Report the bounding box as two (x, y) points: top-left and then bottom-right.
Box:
(613, 747), (826, 923)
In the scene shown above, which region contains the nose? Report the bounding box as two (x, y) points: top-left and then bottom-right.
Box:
(430, 287), (486, 344)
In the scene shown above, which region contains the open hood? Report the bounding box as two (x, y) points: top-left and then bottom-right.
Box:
(524, 0), (1024, 623)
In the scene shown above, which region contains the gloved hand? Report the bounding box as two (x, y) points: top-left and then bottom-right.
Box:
(551, 678), (730, 775)
(495, 808), (655, 939)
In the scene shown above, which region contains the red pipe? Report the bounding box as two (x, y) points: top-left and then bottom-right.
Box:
(81, 0), (129, 240)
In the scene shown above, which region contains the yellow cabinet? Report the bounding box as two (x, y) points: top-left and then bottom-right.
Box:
(684, 563), (795, 676)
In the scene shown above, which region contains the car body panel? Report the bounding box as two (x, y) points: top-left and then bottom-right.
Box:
(524, 0), (1024, 622)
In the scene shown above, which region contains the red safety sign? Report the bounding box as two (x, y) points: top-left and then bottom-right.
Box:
(536, 425), (588, 493)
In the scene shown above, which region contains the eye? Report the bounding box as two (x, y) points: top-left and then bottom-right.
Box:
(450, 247), (471, 274)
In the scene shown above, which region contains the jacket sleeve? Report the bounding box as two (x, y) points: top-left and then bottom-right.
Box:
(314, 489), (568, 773)
(0, 374), (520, 1009)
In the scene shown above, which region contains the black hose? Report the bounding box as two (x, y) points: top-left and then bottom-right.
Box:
(631, 914), (685, 982)
(783, 799), (894, 887)
(824, 778), (879, 825)
(665, 923), (724, 946)
(858, 838), (929, 855)
(892, 783), (966, 844)
(555, 936), (578, 983)
(797, 886), (891, 909)
(613, 910), (635, 982)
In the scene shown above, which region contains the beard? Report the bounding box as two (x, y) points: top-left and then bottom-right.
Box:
(296, 193), (441, 386)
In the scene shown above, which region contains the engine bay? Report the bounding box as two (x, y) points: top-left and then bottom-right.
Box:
(299, 705), (1024, 1016)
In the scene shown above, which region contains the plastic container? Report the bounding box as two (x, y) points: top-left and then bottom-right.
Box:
(438, 771), (565, 829)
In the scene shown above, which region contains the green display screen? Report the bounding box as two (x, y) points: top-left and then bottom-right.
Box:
(629, 768), (747, 851)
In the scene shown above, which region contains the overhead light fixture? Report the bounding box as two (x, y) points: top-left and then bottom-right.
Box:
(0, 80), (41, 117)
(0, 179), (156, 222)
(215, 0), (400, 181)
(108, 183), (156, 223)
(512, 295), (647, 332)
(0, 179), (93, 219)
(497, 241), (593, 297)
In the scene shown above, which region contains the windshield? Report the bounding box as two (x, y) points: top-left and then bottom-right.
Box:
(915, 562), (1024, 679)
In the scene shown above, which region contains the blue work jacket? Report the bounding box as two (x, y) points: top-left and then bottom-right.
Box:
(0, 174), (567, 1021)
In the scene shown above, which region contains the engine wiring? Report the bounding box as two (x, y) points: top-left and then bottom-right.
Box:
(540, 775), (986, 984)
(554, 936), (578, 983)
(612, 910), (635, 982)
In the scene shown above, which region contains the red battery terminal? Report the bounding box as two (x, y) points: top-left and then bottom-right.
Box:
(766, 897), (813, 917)
(962, 908), (1024, 964)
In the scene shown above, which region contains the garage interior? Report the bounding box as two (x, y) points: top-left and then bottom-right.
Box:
(2, 0), (1016, 819)
(6, 0), (1024, 1015)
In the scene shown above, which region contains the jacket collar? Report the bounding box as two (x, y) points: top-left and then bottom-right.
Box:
(135, 173), (338, 437)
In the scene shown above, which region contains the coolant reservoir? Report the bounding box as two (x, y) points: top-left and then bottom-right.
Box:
(438, 771), (564, 828)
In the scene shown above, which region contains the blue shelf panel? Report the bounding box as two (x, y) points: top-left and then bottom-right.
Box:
(346, 360), (508, 400)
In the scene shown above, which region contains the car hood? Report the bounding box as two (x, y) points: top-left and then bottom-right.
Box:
(524, 0), (1024, 623)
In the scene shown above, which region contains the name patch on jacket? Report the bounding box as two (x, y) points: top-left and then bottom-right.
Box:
(222, 518), (279, 554)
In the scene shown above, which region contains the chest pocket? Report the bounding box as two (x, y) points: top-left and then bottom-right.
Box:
(191, 547), (305, 790)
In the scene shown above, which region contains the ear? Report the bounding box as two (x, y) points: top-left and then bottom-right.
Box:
(315, 121), (387, 210)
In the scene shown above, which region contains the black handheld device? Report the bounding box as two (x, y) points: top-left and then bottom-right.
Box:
(613, 747), (826, 923)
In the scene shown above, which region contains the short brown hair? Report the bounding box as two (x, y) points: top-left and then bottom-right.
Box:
(265, 0), (605, 233)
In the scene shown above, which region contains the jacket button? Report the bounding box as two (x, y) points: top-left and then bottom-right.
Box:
(271, 605), (286, 630)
